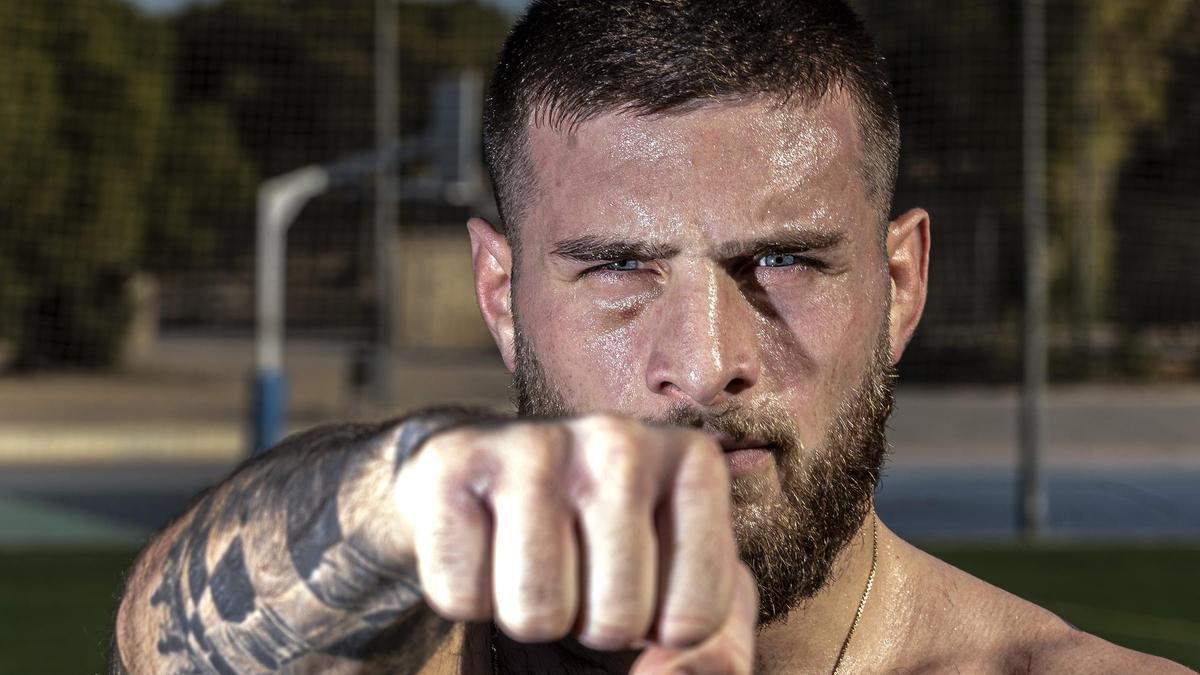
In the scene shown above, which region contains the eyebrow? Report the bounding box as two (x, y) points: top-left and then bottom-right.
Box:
(550, 235), (681, 262)
(713, 229), (846, 260)
(549, 228), (845, 264)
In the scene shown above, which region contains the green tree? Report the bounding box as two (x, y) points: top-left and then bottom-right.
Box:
(169, 0), (510, 177)
(0, 0), (171, 368)
(159, 0), (512, 303)
(0, 1), (60, 356)
(1047, 0), (1192, 352)
(143, 103), (258, 273)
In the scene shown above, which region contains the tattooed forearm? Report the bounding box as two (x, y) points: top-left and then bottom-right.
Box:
(113, 407), (502, 674)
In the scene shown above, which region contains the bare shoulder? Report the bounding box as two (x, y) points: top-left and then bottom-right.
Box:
(1030, 627), (1195, 674)
(884, 537), (1193, 673)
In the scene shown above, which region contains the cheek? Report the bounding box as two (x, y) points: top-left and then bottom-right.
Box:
(579, 319), (646, 411)
(765, 277), (860, 364)
(761, 273), (883, 404)
(530, 284), (658, 411)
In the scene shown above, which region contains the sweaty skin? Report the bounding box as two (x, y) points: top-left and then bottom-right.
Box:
(111, 93), (1191, 675)
(463, 95), (1190, 673)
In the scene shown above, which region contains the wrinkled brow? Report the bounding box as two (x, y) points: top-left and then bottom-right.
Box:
(550, 235), (681, 262)
(713, 230), (846, 260)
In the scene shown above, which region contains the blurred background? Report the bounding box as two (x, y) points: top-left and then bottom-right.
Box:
(0, 0), (1197, 671)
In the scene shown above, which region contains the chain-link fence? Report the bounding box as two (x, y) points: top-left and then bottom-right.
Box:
(0, 0), (1197, 460)
(859, 0), (1200, 384)
(2, 6), (1198, 672)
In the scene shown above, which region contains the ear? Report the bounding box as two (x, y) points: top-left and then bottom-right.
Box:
(885, 208), (931, 365)
(467, 217), (517, 371)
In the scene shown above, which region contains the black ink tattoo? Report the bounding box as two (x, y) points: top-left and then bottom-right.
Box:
(114, 406), (504, 674)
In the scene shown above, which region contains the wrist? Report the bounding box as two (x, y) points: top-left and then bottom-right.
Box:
(389, 406), (507, 475)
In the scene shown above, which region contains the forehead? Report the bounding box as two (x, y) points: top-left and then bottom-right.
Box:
(521, 95), (870, 247)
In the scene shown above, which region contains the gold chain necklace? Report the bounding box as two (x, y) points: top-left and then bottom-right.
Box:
(830, 513), (879, 675)
(489, 514), (879, 674)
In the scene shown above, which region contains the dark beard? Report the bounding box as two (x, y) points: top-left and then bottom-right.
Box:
(511, 320), (895, 626)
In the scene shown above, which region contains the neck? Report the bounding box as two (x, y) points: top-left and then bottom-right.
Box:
(754, 509), (881, 673)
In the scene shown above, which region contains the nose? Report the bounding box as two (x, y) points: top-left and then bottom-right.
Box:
(645, 263), (761, 407)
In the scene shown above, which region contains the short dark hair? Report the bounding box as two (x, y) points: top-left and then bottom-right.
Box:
(482, 0), (900, 246)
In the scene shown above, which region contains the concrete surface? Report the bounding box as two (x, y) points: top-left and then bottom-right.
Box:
(0, 334), (1196, 546)
(2, 335), (1197, 466)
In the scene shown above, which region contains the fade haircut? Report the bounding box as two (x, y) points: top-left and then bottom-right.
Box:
(482, 0), (900, 250)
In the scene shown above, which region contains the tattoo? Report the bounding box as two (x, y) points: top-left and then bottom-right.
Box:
(118, 406), (502, 674)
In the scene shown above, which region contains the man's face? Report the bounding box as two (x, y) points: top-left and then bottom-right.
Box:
(474, 96), (922, 623)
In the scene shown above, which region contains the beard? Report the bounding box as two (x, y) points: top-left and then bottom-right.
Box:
(511, 319), (895, 626)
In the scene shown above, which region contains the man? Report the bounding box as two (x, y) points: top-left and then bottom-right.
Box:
(112, 1), (1190, 673)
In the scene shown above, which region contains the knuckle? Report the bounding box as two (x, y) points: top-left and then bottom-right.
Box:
(575, 413), (644, 450)
(598, 444), (648, 499)
(421, 425), (484, 462)
(493, 426), (568, 499)
(517, 423), (570, 468)
(659, 608), (723, 647)
(572, 419), (658, 508)
(422, 576), (489, 622)
(498, 606), (574, 643)
(521, 419), (571, 446)
(413, 434), (490, 494)
(577, 618), (644, 651)
(576, 412), (631, 434)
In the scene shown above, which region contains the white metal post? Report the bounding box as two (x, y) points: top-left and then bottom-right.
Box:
(252, 167), (329, 453)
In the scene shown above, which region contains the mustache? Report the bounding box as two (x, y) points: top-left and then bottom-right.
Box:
(646, 401), (801, 454)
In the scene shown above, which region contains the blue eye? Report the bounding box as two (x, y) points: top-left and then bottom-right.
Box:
(756, 253), (798, 268)
(602, 260), (642, 271)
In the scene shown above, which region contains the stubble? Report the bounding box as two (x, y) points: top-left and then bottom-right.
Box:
(511, 318), (895, 625)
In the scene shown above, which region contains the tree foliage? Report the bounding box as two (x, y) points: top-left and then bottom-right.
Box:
(0, 0), (170, 368)
(856, 0), (1196, 323)
(1048, 0), (1193, 329)
(2, 0), (1192, 372)
(0, 0), (510, 369)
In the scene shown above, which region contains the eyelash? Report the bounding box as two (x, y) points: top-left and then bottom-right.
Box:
(753, 252), (828, 272)
(599, 259), (642, 272)
(584, 253), (825, 276)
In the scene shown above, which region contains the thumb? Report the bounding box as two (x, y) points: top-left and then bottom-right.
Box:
(630, 563), (758, 675)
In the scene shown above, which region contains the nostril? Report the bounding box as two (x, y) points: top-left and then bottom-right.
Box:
(725, 377), (753, 396)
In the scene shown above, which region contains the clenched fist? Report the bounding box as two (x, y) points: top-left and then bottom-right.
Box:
(393, 414), (758, 673)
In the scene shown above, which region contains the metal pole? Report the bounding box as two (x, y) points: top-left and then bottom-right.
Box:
(253, 188), (287, 454)
(374, 0), (399, 406)
(252, 168), (330, 454)
(1019, 0), (1049, 538)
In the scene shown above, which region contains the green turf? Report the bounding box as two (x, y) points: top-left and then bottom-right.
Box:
(932, 543), (1200, 669)
(0, 545), (1196, 674)
(0, 548), (138, 675)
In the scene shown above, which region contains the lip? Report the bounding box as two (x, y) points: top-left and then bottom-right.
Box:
(710, 432), (772, 453)
(705, 429), (772, 451)
(722, 446), (773, 474)
(707, 433), (775, 475)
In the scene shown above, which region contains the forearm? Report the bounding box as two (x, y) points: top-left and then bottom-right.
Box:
(113, 408), (500, 674)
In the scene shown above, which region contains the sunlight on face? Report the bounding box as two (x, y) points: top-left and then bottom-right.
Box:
(508, 96), (897, 622)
